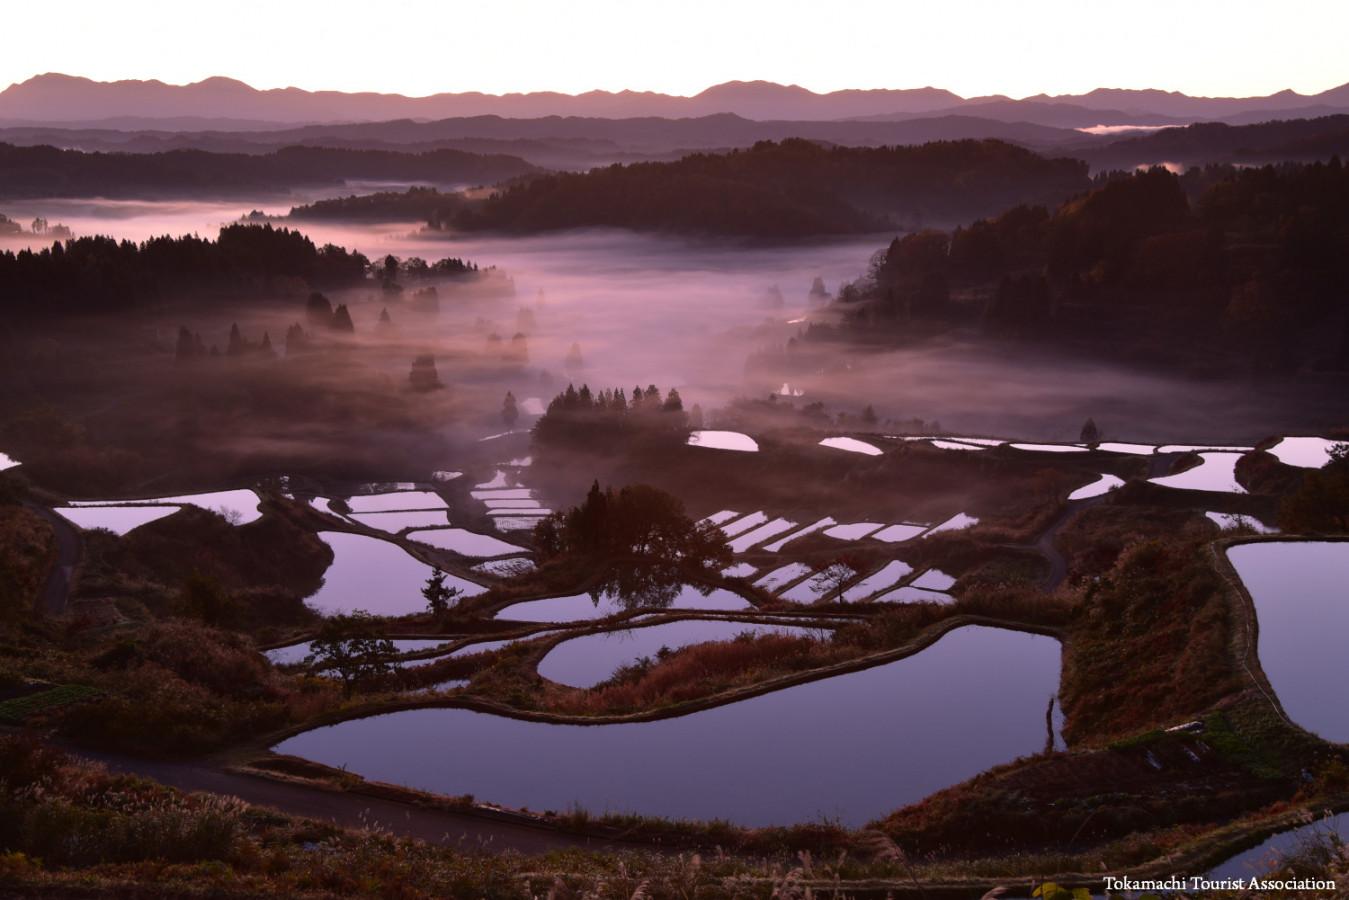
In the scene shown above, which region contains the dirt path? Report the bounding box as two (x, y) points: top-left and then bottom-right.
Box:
(25, 502), (80, 617)
(73, 746), (627, 855)
(1023, 492), (1113, 591)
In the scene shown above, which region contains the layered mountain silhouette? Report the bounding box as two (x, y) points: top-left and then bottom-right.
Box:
(3, 73), (1348, 127)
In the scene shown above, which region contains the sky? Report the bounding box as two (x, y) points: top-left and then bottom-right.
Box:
(4, 0), (1347, 99)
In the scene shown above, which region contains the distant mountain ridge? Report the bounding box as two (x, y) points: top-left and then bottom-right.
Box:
(3, 73), (1348, 127)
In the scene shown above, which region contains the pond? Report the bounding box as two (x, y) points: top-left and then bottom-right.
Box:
(53, 505), (180, 535)
(687, 430), (759, 452)
(273, 625), (1062, 827)
(1227, 541), (1349, 743)
(1149, 452), (1247, 494)
(538, 618), (827, 688)
(497, 584), (750, 622)
(308, 532), (486, 616)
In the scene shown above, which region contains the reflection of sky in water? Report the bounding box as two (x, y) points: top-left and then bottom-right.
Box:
(274, 625), (1062, 827)
(1228, 541), (1349, 742)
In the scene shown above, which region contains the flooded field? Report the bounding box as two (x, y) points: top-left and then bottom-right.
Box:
(1228, 541), (1349, 742)
(273, 625), (1062, 826)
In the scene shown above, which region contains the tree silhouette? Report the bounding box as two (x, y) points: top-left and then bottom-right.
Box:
(422, 569), (462, 617)
(304, 611), (397, 696)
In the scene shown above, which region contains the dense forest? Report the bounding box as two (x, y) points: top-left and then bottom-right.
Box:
(1080, 114), (1349, 170)
(832, 159), (1349, 370)
(0, 143), (538, 199)
(0, 224), (370, 316)
(447, 139), (1091, 237)
(287, 186), (465, 225)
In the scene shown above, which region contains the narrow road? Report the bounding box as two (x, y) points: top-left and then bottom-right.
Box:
(75, 747), (630, 854)
(25, 502), (80, 617)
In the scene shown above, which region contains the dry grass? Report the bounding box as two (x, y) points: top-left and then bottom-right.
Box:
(546, 633), (854, 715)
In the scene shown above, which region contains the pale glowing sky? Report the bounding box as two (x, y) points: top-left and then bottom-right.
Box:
(5, 0), (1347, 99)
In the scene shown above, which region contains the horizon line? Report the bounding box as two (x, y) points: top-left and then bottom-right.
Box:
(6, 71), (1349, 104)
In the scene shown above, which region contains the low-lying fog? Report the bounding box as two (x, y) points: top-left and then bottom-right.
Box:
(5, 195), (1337, 443)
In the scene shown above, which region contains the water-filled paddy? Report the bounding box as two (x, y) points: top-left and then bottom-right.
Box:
(1206, 812), (1349, 880)
(342, 491), (448, 513)
(1067, 473), (1125, 500)
(1206, 512), (1276, 534)
(406, 528), (524, 557)
(721, 511), (769, 537)
(308, 532), (485, 616)
(1227, 541), (1349, 742)
(755, 563), (814, 593)
(1149, 452), (1247, 494)
(874, 585), (954, 604)
(54, 505), (180, 535)
(348, 510), (451, 533)
(539, 619), (824, 688)
(1266, 436), (1341, 469)
(819, 437), (883, 456)
(824, 522), (883, 540)
(273, 625), (1062, 826)
(841, 561), (914, 602)
(727, 517), (797, 553)
(923, 513), (978, 536)
(872, 523), (928, 543)
(498, 585), (750, 622)
(763, 517), (835, 551)
(70, 489), (263, 524)
(266, 638), (448, 666)
(687, 430), (759, 452)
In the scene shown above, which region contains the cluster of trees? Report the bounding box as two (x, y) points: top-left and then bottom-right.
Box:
(288, 187), (466, 225)
(0, 213), (71, 237)
(0, 142), (537, 200)
(838, 160), (1349, 368)
(0, 225), (369, 318)
(1280, 443), (1349, 533)
(448, 139), (1089, 237)
(484, 332), (529, 364)
(532, 383), (692, 447)
(304, 292), (355, 332)
(535, 482), (731, 608)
